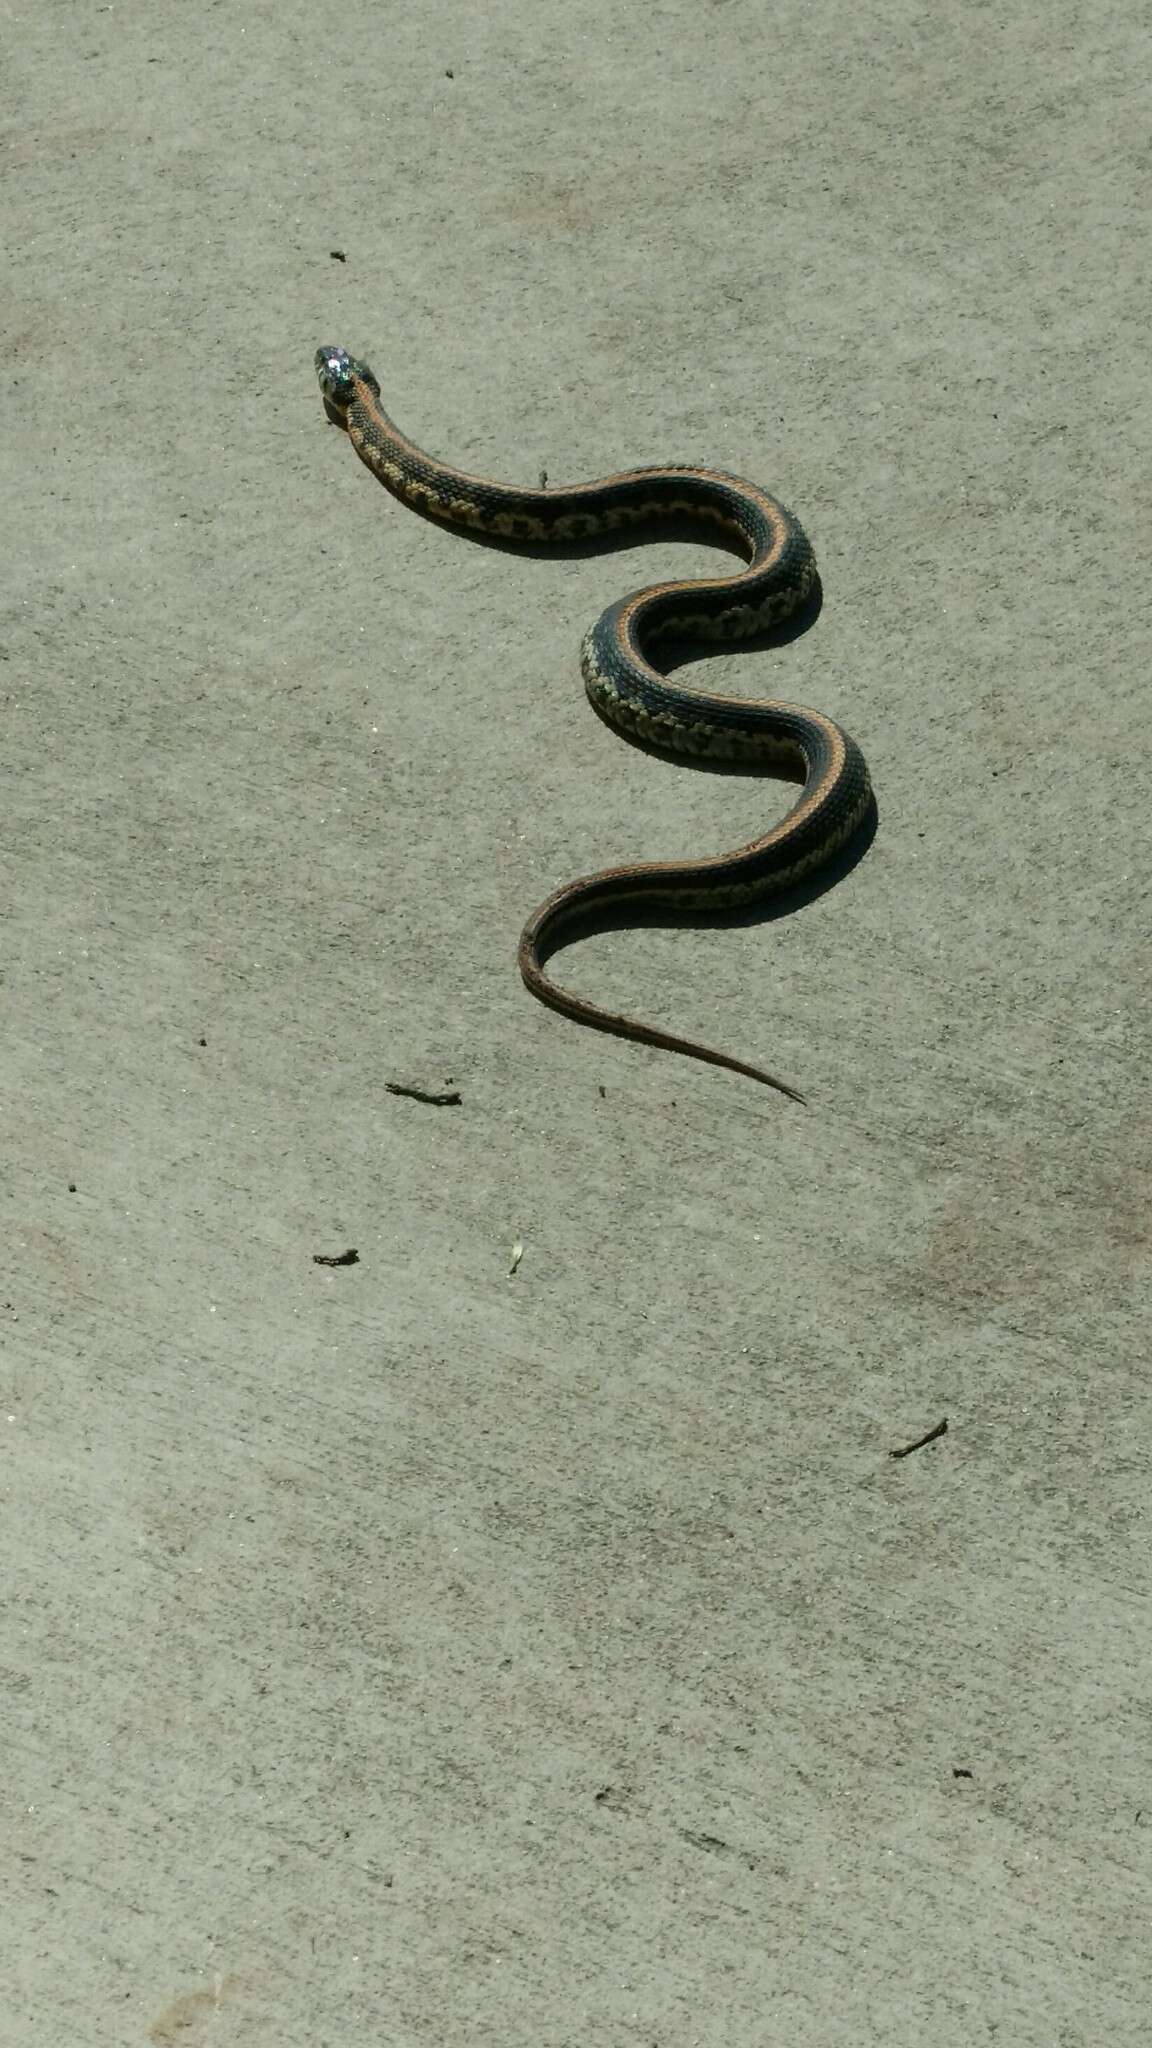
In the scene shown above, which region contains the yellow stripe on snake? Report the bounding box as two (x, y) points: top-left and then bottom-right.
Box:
(315, 346), (873, 1101)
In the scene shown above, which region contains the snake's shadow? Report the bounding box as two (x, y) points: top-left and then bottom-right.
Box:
(391, 496), (877, 935)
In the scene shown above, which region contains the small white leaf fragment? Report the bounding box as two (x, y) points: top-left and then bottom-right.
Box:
(508, 1237), (524, 1277)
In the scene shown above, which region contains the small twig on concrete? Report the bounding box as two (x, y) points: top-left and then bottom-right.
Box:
(385, 1082), (462, 1107)
(889, 1416), (948, 1460)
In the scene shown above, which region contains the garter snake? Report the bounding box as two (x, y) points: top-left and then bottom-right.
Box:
(315, 345), (872, 1099)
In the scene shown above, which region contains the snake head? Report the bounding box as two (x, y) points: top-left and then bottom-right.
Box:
(315, 345), (380, 419)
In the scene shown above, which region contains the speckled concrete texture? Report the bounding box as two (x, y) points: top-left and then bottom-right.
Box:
(4, 2), (1150, 2042)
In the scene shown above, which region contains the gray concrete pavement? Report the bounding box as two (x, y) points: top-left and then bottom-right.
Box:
(4, 1), (1150, 2041)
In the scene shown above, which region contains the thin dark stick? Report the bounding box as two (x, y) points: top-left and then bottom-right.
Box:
(385, 1082), (462, 1107)
(889, 1416), (948, 1460)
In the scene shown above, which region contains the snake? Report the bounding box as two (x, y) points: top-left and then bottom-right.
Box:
(315, 345), (872, 1100)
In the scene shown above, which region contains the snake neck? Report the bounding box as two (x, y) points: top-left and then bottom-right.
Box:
(343, 390), (810, 576)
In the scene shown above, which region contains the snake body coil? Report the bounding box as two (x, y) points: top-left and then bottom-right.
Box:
(315, 346), (872, 1098)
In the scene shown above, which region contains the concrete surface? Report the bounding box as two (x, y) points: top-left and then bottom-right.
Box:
(4, 0), (1151, 2041)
